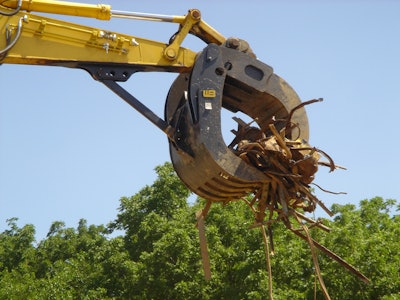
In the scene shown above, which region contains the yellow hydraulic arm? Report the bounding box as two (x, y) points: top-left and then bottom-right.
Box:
(0, 0), (226, 70)
(0, 0), (232, 136)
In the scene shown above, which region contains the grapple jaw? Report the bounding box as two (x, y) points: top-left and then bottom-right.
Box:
(165, 43), (309, 202)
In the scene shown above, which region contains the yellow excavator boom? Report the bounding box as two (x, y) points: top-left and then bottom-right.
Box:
(0, 11), (196, 70)
(1, 0), (226, 44)
(1, 0), (113, 20)
(0, 0), (226, 67)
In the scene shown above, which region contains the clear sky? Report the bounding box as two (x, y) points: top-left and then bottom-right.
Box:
(1, 0), (399, 241)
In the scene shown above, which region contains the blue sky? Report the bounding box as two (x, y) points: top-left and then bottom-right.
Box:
(1, 0), (399, 241)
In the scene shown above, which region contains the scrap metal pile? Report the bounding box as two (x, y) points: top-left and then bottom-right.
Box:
(229, 99), (336, 224)
(223, 99), (369, 300)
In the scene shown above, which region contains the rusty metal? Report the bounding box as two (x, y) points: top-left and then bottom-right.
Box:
(227, 100), (370, 299)
(230, 99), (332, 223)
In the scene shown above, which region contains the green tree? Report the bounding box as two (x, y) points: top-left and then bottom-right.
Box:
(0, 218), (36, 299)
(110, 162), (191, 260)
(1, 163), (399, 300)
(0, 218), (36, 272)
(317, 197), (400, 299)
(109, 163), (207, 299)
(0, 218), (113, 299)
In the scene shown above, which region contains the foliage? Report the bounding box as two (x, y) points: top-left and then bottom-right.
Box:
(0, 162), (399, 299)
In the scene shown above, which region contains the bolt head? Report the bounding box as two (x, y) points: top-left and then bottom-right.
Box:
(166, 48), (176, 59)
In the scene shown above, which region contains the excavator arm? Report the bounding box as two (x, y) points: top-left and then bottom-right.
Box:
(1, 0), (308, 201)
(0, 0), (224, 66)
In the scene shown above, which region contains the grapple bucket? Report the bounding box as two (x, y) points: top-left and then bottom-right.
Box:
(165, 43), (309, 202)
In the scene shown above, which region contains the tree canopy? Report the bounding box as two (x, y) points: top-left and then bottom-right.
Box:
(1, 162), (399, 299)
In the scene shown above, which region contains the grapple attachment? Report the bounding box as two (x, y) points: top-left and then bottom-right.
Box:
(165, 43), (309, 202)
